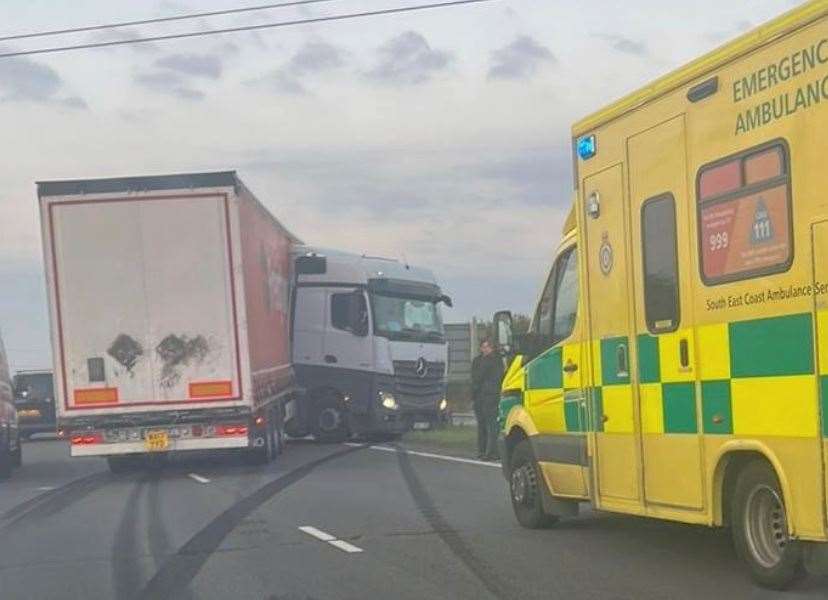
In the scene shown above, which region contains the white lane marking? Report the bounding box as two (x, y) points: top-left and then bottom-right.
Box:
(298, 526), (336, 542)
(35, 486), (56, 491)
(188, 473), (211, 484)
(328, 539), (364, 553)
(299, 526), (364, 553)
(345, 443), (501, 469)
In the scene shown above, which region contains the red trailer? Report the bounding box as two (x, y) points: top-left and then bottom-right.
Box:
(38, 172), (299, 471)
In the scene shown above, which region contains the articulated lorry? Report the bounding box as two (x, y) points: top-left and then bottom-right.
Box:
(39, 172), (298, 470)
(39, 171), (450, 468)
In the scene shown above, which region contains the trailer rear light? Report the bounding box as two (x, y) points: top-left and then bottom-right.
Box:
(71, 432), (103, 445)
(217, 424), (248, 436)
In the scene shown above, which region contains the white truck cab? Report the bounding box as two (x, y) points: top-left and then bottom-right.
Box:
(288, 247), (451, 441)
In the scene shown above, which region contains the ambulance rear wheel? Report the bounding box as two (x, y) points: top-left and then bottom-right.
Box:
(731, 460), (805, 590)
(508, 440), (557, 529)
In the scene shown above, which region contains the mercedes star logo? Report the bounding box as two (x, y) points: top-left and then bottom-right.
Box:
(415, 357), (429, 378)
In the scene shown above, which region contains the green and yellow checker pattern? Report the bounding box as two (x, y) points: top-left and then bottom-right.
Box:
(695, 312), (819, 438)
(518, 311), (824, 439)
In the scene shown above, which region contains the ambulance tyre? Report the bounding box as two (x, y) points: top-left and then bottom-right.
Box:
(508, 440), (557, 529)
(731, 460), (805, 590)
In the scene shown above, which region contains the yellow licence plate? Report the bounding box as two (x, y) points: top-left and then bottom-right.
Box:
(18, 409), (41, 419)
(145, 431), (169, 452)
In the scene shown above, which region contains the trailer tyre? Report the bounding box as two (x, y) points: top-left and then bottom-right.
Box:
(12, 438), (22, 468)
(731, 460), (805, 590)
(312, 391), (348, 444)
(508, 440), (557, 529)
(247, 416), (275, 465)
(0, 432), (12, 480)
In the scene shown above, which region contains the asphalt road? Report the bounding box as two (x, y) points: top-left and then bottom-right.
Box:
(1, 439), (827, 600)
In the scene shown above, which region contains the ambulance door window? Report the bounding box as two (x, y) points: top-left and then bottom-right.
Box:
(642, 194), (680, 333)
(551, 247), (578, 345)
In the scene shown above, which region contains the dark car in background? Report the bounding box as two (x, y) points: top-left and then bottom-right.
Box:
(0, 333), (21, 478)
(13, 370), (56, 439)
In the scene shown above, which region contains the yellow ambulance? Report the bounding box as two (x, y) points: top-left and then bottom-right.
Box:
(494, 1), (828, 589)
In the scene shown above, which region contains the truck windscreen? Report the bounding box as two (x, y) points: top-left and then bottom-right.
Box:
(371, 294), (445, 343)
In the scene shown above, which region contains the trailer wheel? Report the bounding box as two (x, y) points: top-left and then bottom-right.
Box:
(731, 460), (805, 589)
(274, 412), (285, 456)
(0, 432), (12, 480)
(509, 440), (557, 529)
(12, 437), (22, 468)
(312, 391), (349, 444)
(247, 415), (275, 465)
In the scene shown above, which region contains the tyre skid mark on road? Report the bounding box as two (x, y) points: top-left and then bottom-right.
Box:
(394, 446), (512, 600)
(0, 471), (112, 531)
(146, 474), (200, 600)
(136, 445), (365, 600)
(112, 474), (151, 600)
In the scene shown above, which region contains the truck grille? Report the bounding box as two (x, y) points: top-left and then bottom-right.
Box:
(392, 360), (445, 408)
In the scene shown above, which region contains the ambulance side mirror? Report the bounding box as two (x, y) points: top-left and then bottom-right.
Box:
(493, 310), (514, 356)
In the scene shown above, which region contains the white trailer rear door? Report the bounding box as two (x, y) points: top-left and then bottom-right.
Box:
(49, 193), (242, 414)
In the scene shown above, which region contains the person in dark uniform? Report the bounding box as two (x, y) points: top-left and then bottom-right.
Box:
(471, 338), (504, 461)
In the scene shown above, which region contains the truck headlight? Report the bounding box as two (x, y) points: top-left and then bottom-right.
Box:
(439, 398), (448, 411)
(379, 391), (398, 410)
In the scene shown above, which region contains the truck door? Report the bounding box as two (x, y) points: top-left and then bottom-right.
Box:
(811, 221), (828, 521)
(583, 164), (641, 504)
(628, 116), (704, 509)
(324, 288), (373, 373)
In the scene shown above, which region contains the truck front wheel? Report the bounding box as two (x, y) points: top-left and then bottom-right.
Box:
(731, 460), (805, 589)
(312, 391), (348, 444)
(508, 439), (557, 529)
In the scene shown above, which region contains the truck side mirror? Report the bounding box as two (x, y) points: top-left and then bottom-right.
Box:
(349, 290), (369, 337)
(493, 310), (514, 356)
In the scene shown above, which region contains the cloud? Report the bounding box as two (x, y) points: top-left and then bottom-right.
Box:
(366, 31), (451, 86)
(87, 27), (160, 53)
(0, 53), (87, 108)
(265, 71), (308, 95)
(155, 53), (223, 79)
(134, 50), (228, 99)
(597, 34), (649, 57)
(488, 35), (555, 81)
(258, 41), (347, 95)
(289, 41), (347, 75)
(134, 71), (205, 101)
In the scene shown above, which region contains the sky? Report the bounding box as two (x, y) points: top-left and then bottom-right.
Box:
(0, 0), (804, 370)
